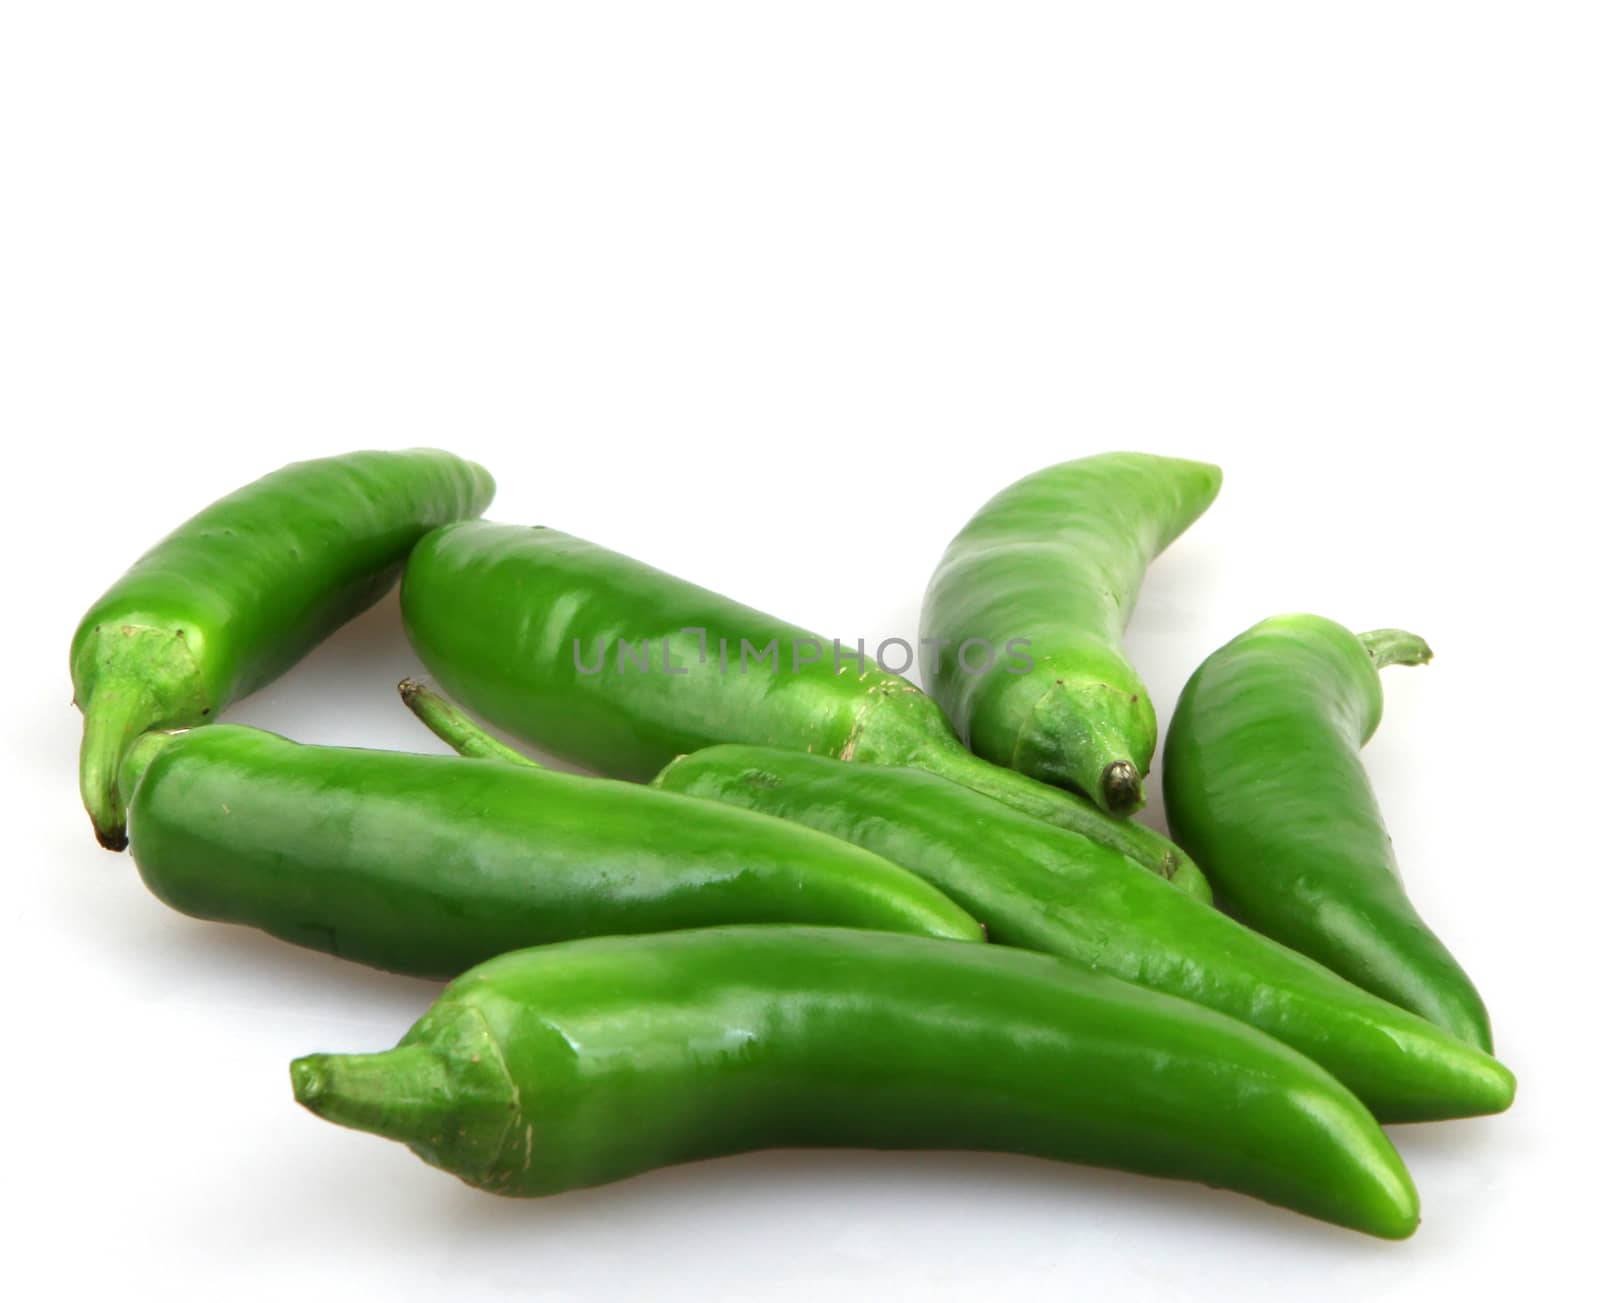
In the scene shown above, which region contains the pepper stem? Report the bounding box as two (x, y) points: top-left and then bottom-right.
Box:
(397, 679), (539, 767)
(1358, 629), (1434, 670)
(116, 729), (183, 816)
(291, 1046), (450, 1145)
(78, 682), (161, 851)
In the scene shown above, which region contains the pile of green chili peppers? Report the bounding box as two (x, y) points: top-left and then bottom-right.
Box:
(71, 448), (1512, 1240)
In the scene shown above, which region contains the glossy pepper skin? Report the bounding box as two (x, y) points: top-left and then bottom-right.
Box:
(70, 449), (495, 849)
(291, 926), (1419, 1238)
(920, 453), (1222, 814)
(400, 521), (1210, 900)
(118, 725), (981, 978)
(1164, 615), (1494, 1052)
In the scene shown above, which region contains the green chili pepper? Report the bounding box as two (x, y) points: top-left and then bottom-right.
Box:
(117, 724), (981, 978)
(399, 521), (1210, 900)
(1164, 615), (1495, 1052)
(291, 926), (1421, 1237)
(920, 453), (1222, 814)
(71, 449), (495, 850)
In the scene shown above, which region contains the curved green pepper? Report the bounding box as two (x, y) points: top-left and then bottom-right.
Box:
(291, 926), (1419, 1237)
(1164, 615), (1494, 1052)
(645, 742), (1512, 1123)
(921, 453), (1222, 814)
(399, 521), (1210, 900)
(119, 724), (981, 978)
(71, 449), (495, 849)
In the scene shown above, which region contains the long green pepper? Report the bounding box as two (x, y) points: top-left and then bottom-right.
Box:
(1164, 615), (1495, 1052)
(921, 453), (1222, 813)
(399, 521), (1210, 898)
(71, 449), (494, 848)
(291, 926), (1421, 1238)
(116, 724), (981, 978)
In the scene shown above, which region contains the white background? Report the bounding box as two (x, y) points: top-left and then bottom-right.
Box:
(3, 4), (1595, 1300)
